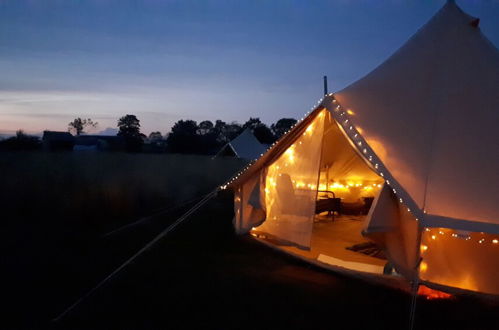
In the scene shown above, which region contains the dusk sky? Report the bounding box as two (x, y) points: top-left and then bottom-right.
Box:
(1, 0), (498, 136)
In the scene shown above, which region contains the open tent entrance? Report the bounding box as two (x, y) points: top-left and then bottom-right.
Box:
(251, 109), (387, 274)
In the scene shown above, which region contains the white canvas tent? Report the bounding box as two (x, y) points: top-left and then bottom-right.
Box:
(214, 128), (267, 160)
(224, 1), (499, 295)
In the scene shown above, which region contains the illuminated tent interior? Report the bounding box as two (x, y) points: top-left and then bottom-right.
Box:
(227, 0), (499, 296)
(253, 110), (387, 273)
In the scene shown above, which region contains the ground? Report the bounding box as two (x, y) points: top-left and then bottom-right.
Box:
(2, 153), (498, 329)
(54, 196), (499, 329)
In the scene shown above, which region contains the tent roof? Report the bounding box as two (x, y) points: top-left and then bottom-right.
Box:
(216, 128), (267, 160)
(225, 1), (499, 232)
(334, 0), (499, 230)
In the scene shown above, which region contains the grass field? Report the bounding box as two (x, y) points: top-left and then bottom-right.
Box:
(2, 152), (499, 329)
(0, 152), (244, 231)
(1, 152), (244, 329)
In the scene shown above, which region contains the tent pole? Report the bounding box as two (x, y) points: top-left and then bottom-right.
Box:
(408, 225), (424, 330)
(323, 76), (328, 95)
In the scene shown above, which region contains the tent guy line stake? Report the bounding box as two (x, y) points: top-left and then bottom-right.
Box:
(52, 188), (219, 323)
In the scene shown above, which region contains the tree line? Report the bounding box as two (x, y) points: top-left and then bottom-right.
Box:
(163, 117), (296, 154)
(0, 115), (297, 154)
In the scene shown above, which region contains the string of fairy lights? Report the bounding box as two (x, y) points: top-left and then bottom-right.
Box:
(423, 227), (499, 246)
(219, 96), (326, 190)
(327, 95), (499, 247)
(219, 94), (499, 248)
(325, 94), (424, 224)
(219, 93), (430, 223)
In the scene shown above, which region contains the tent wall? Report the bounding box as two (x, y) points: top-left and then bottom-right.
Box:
(334, 2), (499, 226)
(420, 228), (499, 295)
(233, 170), (266, 234)
(229, 1), (499, 296)
(228, 107), (325, 189)
(319, 116), (383, 202)
(252, 110), (327, 248)
(364, 184), (420, 279)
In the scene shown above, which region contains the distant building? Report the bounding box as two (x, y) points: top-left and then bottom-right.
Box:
(42, 131), (75, 151)
(73, 135), (125, 152)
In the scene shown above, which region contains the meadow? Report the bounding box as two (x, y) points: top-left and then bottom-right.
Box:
(1, 152), (244, 329)
(2, 152), (498, 329)
(0, 152), (244, 233)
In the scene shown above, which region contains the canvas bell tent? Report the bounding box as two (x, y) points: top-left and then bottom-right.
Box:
(214, 128), (268, 160)
(223, 1), (499, 296)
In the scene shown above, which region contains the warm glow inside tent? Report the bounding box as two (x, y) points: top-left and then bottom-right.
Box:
(226, 0), (499, 296)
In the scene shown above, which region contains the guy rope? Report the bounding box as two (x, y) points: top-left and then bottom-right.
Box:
(53, 188), (220, 323)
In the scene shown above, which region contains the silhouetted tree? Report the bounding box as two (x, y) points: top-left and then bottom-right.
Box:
(242, 117), (263, 131)
(0, 130), (41, 151)
(159, 116), (298, 155)
(166, 120), (201, 154)
(242, 117), (275, 144)
(197, 120), (214, 135)
(210, 120), (242, 144)
(224, 122), (243, 141)
(68, 118), (98, 135)
(213, 120), (227, 143)
(117, 114), (143, 152)
(253, 125), (275, 144)
(271, 118), (297, 139)
(148, 131), (163, 141)
(197, 120), (221, 153)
